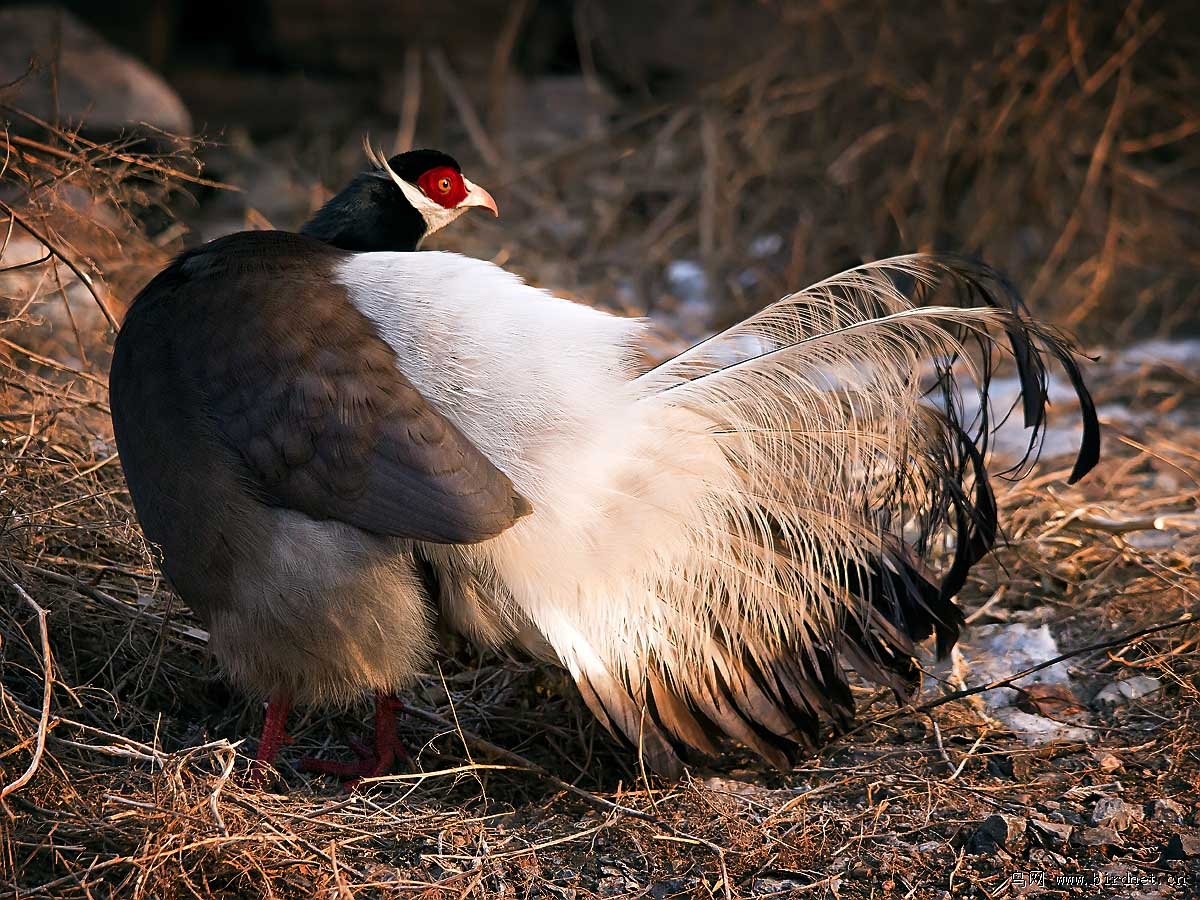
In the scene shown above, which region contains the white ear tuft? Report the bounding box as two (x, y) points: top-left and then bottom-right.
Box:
(362, 135), (387, 172)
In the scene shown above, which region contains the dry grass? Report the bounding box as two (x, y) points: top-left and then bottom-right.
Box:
(3, 3), (1200, 895)
(418, 0), (1199, 348)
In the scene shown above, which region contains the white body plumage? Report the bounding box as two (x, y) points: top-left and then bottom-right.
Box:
(327, 250), (1097, 772)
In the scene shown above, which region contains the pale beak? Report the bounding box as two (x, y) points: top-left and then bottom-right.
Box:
(460, 178), (499, 217)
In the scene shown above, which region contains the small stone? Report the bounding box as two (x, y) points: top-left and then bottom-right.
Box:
(1074, 826), (1124, 850)
(701, 777), (759, 795)
(969, 814), (1026, 854)
(1094, 751), (1123, 773)
(1148, 798), (1186, 823)
(1028, 848), (1068, 868)
(1094, 676), (1163, 706)
(750, 879), (817, 897)
(651, 878), (698, 899)
(1160, 832), (1200, 860)
(1029, 818), (1073, 848)
(1091, 797), (1144, 832)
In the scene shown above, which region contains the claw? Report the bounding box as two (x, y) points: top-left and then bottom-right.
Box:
(300, 692), (409, 790)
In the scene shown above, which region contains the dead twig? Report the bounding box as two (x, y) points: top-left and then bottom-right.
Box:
(393, 46), (423, 156)
(1, 579), (54, 804)
(0, 199), (118, 330)
(427, 47), (504, 170)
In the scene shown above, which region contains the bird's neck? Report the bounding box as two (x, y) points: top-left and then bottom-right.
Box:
(299, 175), (427, 252)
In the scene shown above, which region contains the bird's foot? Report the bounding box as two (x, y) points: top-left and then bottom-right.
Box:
(300, 693), (409, 790)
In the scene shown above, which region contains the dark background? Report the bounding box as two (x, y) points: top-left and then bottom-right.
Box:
(4, 0), (1199, 340)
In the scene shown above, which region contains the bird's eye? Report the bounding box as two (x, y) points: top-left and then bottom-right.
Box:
(417, 166), (466, 208)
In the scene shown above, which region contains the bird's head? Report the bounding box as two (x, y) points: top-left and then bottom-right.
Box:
(300, 144), (498, 253)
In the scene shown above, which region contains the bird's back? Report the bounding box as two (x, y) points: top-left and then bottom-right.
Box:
(329, 250), (649, 492)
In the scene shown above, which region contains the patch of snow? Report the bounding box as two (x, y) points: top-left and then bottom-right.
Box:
(919, 338), (1200, 469)
(1112, 339), (1200, 371)
(1123, 530), (1182, 551)
(989, 707), (1092, 744)
(665, 260), (709, 305)
(1095, 403), (1151, 427)
(939, 623), (1094, 745)
(967, 623), (1073, 708)
(1094, 676), (1162, 705)
(941, 372), (1089, 469)
(749, 233), (783, 258)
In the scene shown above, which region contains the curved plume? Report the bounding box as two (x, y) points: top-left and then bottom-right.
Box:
(535, 253), (1099, 774)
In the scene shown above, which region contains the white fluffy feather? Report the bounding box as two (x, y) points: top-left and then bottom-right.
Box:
(335, 250), (1096, 772)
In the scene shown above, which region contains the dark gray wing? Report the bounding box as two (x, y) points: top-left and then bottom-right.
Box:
(127, 231), (530, 544)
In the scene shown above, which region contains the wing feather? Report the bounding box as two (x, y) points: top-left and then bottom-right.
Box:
(118, 231), (531, 545)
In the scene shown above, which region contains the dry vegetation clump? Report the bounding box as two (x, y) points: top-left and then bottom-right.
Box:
(414, 0), (1199, 348)
(2, 328), (1197, 897)
(3, 1), (1200, 894)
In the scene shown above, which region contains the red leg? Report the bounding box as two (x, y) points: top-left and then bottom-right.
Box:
(300, 692), (408, 788)
(250, 696), (292, 786)
(256, 697), (292, 764)
(370, 694), (410, 768)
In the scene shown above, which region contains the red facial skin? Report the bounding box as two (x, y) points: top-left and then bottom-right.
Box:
(416, 166), (468, 208)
